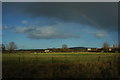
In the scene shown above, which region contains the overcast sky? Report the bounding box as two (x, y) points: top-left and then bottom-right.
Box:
(2, 2), (118, 49)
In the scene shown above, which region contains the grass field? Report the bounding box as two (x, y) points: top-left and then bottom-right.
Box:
(2, 52), (120, 79)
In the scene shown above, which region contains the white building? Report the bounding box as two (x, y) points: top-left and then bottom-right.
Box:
(87, 48), (91, 51)
(44, 50), (50, 53)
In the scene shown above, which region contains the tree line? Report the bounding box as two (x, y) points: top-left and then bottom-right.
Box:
(1, 41), (120, 53)
(1, 41), (17, 51)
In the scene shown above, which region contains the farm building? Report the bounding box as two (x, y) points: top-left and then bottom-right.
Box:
(44, 50), (50, 53)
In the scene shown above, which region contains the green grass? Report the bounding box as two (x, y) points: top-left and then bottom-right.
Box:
(2, 52), (120, 78)
(3, 52), (119, 63)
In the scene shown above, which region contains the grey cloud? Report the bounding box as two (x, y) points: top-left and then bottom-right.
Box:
(87, 30), (108, 38)
(93, 31), (108, 38)
(14, 26), (80, 39)
(14, 27), (34, 33)
(21, 20), (28, 24)
(22, 2), (118, 31)
(82, 28), (108, 38)
(2, 25), (10, 30)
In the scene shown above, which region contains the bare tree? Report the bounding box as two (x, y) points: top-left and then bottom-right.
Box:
(103, 42), (109, 52)
(112, 44), (116, 49)
(62, 44), (67, 49)
(8, 42), (17, 51)
(2, 44), (5, 51)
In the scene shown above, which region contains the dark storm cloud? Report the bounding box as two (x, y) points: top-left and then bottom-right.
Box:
(3, 2), (118, 31)
(22, 2), (118, 31)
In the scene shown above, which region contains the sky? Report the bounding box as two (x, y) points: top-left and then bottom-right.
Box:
(2, 2), (118, 49)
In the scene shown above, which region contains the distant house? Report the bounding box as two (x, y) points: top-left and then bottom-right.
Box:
(87, 48), (99, 52)
(87, 48), (92, 51)
(108, 48), (112, 51)
(96, 48), (101, 50)
(44, 50), (50, 53)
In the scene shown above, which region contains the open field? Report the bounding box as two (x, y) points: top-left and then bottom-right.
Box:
(2, 52), (120, 79)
